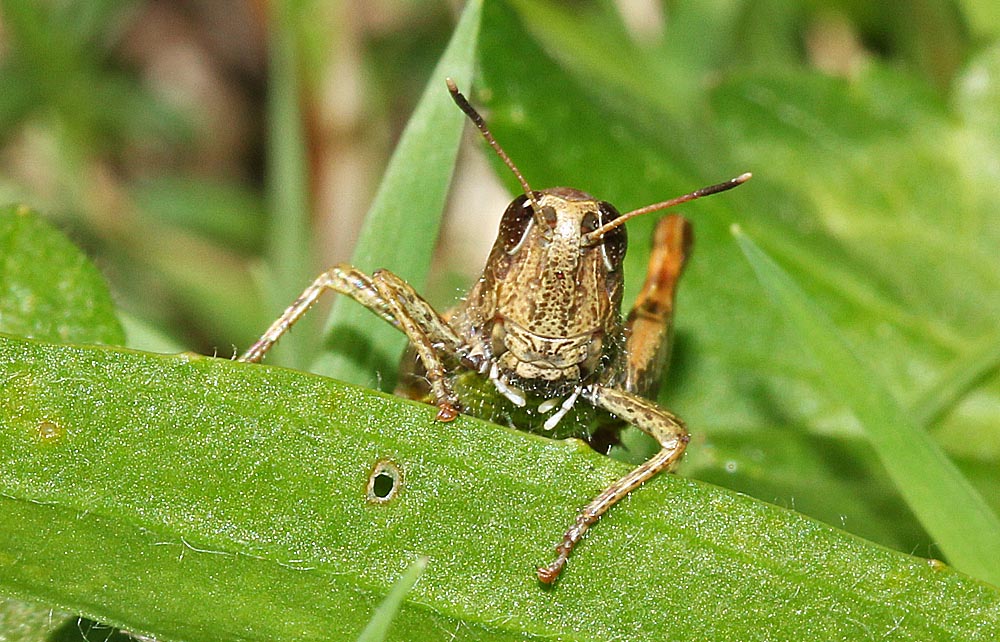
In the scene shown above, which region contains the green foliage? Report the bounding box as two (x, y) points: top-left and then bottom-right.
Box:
(733, 227), (1000, 582)
(0, 0), (182, 152)
(0, 0), (263, 353)
(312, 0), (483, 386)
(0, 205), (123, 345)
(2, 0), (1000, 640)
(263, 0), (319, 369)
(354, 558), (427, 642)
(2, 320), (999, 640)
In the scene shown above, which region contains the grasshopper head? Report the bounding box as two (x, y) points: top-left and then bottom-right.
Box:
(471, 187), (627, 387)
(448, 79), (750, 389)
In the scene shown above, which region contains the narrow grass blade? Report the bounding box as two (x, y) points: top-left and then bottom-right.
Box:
(262, 0), (316, 369)
(733, 225), (1000, 585)
(355, 557), (428, 642)
(312, 0), (483, 387)
(908, 335), (1000, 429)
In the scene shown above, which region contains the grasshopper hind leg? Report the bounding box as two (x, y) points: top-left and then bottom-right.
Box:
(537, 385), (690, 583)
(585, 215), (692, 454)
(623, 214), (693, 396)
(538, 215), (693, 584)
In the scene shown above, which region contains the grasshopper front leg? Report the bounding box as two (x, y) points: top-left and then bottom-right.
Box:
(537, 385), (689, 583)
(369, 269), (465, 420)
(241, 265), (396, 363)
(239, 265), (467, 420)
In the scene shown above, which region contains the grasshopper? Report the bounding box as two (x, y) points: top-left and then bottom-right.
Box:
(241, 79), (750, 584)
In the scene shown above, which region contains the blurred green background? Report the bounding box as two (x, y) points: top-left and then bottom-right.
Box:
(0, 0), (465, 359)
(2, 0), (1000, 637)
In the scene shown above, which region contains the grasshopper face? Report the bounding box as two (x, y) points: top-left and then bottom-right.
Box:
(466, 188), (628, 391)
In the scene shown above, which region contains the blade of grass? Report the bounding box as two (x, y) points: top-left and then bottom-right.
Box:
(908, 335), (1000, 430)
(263, 0), (316, 369)
(311, 0), (482, 387)
(355, 557), (428, 642)
(733, 224), (1000, 585)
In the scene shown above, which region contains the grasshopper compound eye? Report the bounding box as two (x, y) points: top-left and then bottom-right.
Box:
(597, 202), (627, 271)
(499, 194), (536, 255)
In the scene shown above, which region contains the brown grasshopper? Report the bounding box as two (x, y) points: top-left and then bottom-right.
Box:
(240, 79), (750, 584)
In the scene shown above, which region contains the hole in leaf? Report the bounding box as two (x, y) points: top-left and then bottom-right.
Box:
(366, 459), (402, 504)
(372, 473), (395, 498)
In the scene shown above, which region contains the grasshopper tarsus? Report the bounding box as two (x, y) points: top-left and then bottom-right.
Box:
(435, 404), (460, 422)
(536, 558), (566, 585)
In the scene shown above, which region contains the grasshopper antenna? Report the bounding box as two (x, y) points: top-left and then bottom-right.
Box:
(446, 78), (544, 221)
(583, 172), (752, 245)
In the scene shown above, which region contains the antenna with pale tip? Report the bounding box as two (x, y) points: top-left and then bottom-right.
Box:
(446, 78), (544, 221)
(583, 172), (752, 245)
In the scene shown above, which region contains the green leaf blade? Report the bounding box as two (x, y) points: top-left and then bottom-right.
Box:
(0, 205), (123, 345)
(261, 0), (316, 370)
(313, 0), (483, 388)
(0, 204), (126, 639)
(733, 225), (1000, 585)
(355, 557), (427, 642)
(2, 335), (999, 641)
